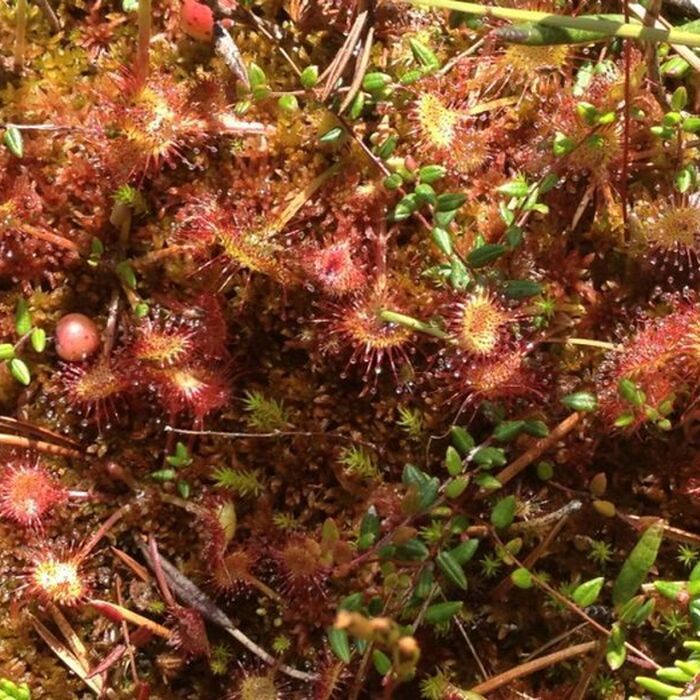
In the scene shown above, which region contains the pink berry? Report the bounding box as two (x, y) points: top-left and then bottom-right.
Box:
(55, 313), (101, 362)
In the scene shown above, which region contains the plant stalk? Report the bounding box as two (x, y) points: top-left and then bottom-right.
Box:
(379, 310), (449, 340)
(14, 0), (28, 71)
(409, 0), (700, 48)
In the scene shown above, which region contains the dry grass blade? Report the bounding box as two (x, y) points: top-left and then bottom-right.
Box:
(319, 11), (368, 101)
(48, 603), (91, 673)
(0, 415), (82, 449)
(339, 26), (375, 113)
(29, 615), (104, 695)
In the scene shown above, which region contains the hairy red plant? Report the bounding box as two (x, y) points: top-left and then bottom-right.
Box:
(321, 276), (414, 387)
(300, 239), (367, 297)
(0, 460), (66, 528)
(26, 549), (89, 606)
(147, 365), (230, 422)
(58, 359), (129, 429)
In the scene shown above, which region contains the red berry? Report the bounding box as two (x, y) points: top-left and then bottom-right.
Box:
(55, 313), (101, 362)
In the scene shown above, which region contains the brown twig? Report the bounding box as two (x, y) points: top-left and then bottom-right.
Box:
(469, 641), (597, 695)
(0, 432), (81, 458)
(482, 412), (583, 495)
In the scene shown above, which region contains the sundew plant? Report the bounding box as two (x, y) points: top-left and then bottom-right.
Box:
(1, 0), (700, 698)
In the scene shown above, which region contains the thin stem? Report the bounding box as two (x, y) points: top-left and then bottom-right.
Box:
(543, 337), (622, 351)
(14, 0), (28, 71)
(78, 506), (128, 562)
(137, 0), (151, 84)
(409, 0), (700, 47)
(379, 310), (450, 340)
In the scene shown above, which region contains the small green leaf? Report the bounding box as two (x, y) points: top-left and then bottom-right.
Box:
(660, 56), (690, 78)
(536, 461), (554, 480)
(177, 481), (191, 499)
(424, 601), (462, 624)
(9, 358), (30, 386)
(376, 136), (398, 160)
(671, 86), (688, 111)
(116, 261), (137, 289)
(553, 132), (574, 157)
(474, 473), (502, 490)
(328, 627), (351, 663)
(30, 328), (46, 353)
(634, 676), (681, 698)
(504, 280), (543, 299)
(436, 551), (468, 590)
(473, 446), (506, 469)
(319, 127), (343, 143)
(561, 391), (598, 412)
(0, 678), (31, 700)
(450, 426), (475, 455)
(392, 193), (418, 221)
(372, 649), (392, 675)
(349, 92), (365, 120)
(682, 116), (700, 133)
(358, 507), (380, 551)
(300, 65), (319, 88)
(134, 302), (149, 318)
(414, 183), (436, 206)
(572, 577), (604, 607)
(3, 126), (23, 158)
(418, 164), (447, 183)
(467, 244), (506, 268)
(653, 580), (684, 601)
(0, 344), (15, 361)
(493, 420), (526, 443)
(496, 178), (529, 198)
(362, 72), (392, 92)
(394, 538), (430, 561)
(445, 446), (463, 476)
(339, 593), (364, 611)
(449, 539), (479, 565)
(151, 469), (176, 481)
(605, 623), (626, 671)
(431, 227), (453, 255)
(248, 62), (267, 89)
(445, 476), (470, 499)
(491, 495), (516, 529)
(523, 420), (548, 437)
(409, 38), (440, 70)
(612, 522), (664, 606)
(15, 298), (31, 336)
(435, 193), (466, 212)
(277, 94), (299, 112)
(400, 68), (423, 84)
(383, 173), (403, 190)
(511, 567), (533, 589)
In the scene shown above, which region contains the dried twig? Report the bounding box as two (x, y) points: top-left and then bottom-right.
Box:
(482, 412), (583, 494)
(137, 539), (319, 682)
(469, 641), (598, 695)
